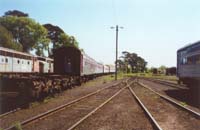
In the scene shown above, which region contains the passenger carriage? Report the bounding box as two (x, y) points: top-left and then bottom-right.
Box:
(177, 41), (200, 85)
(53, 46), (114, 77)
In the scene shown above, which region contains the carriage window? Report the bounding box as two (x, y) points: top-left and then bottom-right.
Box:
(182, 58), (187, 65)
(5, 58), (8, 63)
(27, 61), (30, 65)
(194, 54), (200, 64)
(187, 56), (193, 64)
(1, 58), (4, 62)
(17, 60), (20, 64)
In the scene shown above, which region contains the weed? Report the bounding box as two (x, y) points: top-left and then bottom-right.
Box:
(180, 102), (187, 107)
(13, 122), (22, 130)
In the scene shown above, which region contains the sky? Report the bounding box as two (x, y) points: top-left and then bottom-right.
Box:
(1, 0), (200, 67)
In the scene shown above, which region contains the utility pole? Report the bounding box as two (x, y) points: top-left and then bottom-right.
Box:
(111, 25), (123, 80)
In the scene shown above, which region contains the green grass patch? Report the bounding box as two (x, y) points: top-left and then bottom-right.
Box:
(30, 101), (40, 107)
(43, 96), (53, 103)
(13, 122), (22, 130)
(180, 101), (187, 107)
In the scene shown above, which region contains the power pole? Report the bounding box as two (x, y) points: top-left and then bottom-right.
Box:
(111, 25), (123, 80)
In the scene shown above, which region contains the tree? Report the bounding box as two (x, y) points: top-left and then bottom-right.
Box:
(0, 16), (49, 54)
(4, 10), (28, 17)
(43, 24), (64, 49)
(158, 65), (166, 74)
(119, 51), (147, 73)
(43, 23), (79, 57)
(0, 25), (22, 51)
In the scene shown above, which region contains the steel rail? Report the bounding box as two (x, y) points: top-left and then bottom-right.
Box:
(142, 78), (186, 89)
(67, 78), (130, 130)
(128, 86), (163, 130)
(138, 82), (200, 119)
(0, 108), (21, 118)
(4, 81), (122, 130)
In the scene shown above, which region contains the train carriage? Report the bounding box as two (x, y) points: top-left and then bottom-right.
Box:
(0, 47), (53, 73)
(53, 46), (81, 75)
(53, 46), (112, 77)
(103, 65), (110, 73)
(0, 47), (33, 73)
(177, 41), (200, 85)
(108, 64), (116, 73)
(177, 41), (200, 106)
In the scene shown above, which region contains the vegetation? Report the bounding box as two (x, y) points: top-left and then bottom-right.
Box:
(4, 10), (28, 17)
(0, 25), (22, 51)
(0, 15), (49, 55)
(13, 122), (22, 130)
(118, 51), (147, 73)
(0, 10), (79, 57)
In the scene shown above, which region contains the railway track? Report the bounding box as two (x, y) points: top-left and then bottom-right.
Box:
(139, 77), (200, 113)
(138, 82), (200, 118)
(131, 81), (200, 130)
(23, 77), (162, 130)
(4, 77), (199, 130)
(3, 79), (125, 130)
(142, 77), (187, 90)
(65, 79), (162, 130)
(0, 108), (21, 119)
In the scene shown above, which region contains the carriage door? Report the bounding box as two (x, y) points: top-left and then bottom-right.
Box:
(64, 57), (72, 73)
(39, 62), (44, 73)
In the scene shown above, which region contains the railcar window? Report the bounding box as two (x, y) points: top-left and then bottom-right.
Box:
(187, 56), (193, 64)
(182, 58), (187, 64)
(1, 58), (4, 62)
(194, 54), (200, 64)
(5, 58), (8, 63)
(17, 60), (20, 64)
(27, 61), (30, 65)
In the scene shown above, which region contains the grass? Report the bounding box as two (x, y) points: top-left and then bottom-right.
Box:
(13, 122), (22, 130)
(180, 101), (187, 107)
(30, 95), (54, 108)
(119, 72), (178, 81)
(30, 101), (40, 108)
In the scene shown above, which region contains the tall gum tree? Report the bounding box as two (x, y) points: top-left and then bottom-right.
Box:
(0, 16), (49, 55)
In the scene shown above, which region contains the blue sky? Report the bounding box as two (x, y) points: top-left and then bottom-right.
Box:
(1, 0), (200, 67)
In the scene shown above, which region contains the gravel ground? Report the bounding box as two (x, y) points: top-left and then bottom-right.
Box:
(23, 82), (125, 130)
(75, 88), (154, 130)
(139, 79), (200, 113)
(132, 83), (200, 130)
(0, 76), (122, 129)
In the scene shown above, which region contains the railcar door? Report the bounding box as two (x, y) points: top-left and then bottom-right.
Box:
(64, 57), (72, 73)
(39, 62), (44, 73)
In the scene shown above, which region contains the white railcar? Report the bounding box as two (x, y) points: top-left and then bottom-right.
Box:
(81, 53), (97, 75)
(103, 65), (110, 73)
(0, 47), (53, 73)
(95, 62), (104, 74)
(0, 47), (33, 73)
(108, 65), (115, 73)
